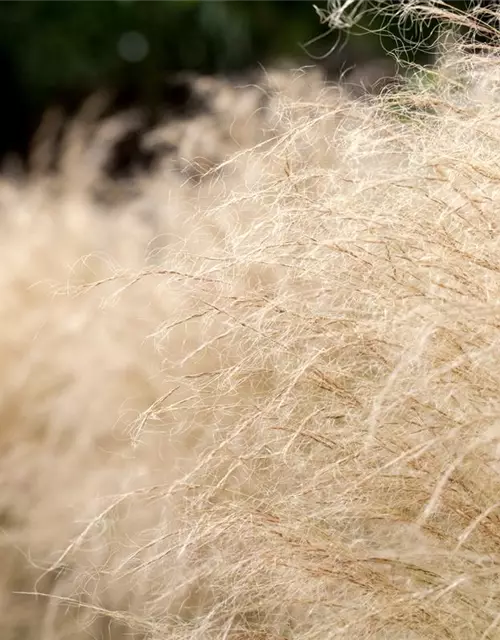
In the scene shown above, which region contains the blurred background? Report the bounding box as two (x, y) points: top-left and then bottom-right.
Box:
(0, 0), (494, 170)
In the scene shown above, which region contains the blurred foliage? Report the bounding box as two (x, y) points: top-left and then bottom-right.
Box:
(0, 1), (328, 104)
(0, 0), (457, 103)
(0, 0), (493, 157)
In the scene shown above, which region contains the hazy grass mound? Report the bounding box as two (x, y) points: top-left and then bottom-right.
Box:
(1, 2), (500, 638)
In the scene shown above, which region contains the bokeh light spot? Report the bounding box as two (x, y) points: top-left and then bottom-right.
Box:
(118, 31), (149, 63)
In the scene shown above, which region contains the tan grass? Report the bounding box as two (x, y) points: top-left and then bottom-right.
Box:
(2, 2), (500, 639)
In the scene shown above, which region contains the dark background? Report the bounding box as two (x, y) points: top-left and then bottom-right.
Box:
(0, 0), (494, 168)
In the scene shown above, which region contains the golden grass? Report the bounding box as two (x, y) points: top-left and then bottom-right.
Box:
(2, 3), (500, 638)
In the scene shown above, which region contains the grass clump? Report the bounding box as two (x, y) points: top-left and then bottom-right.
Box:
(2, 2), (500, 638)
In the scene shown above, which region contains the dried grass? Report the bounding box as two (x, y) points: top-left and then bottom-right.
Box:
(1, 2), (500, 638)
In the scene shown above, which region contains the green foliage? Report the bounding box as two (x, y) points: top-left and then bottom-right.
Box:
(2, 0), (453, 102)
(0, 1), (326, 104)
